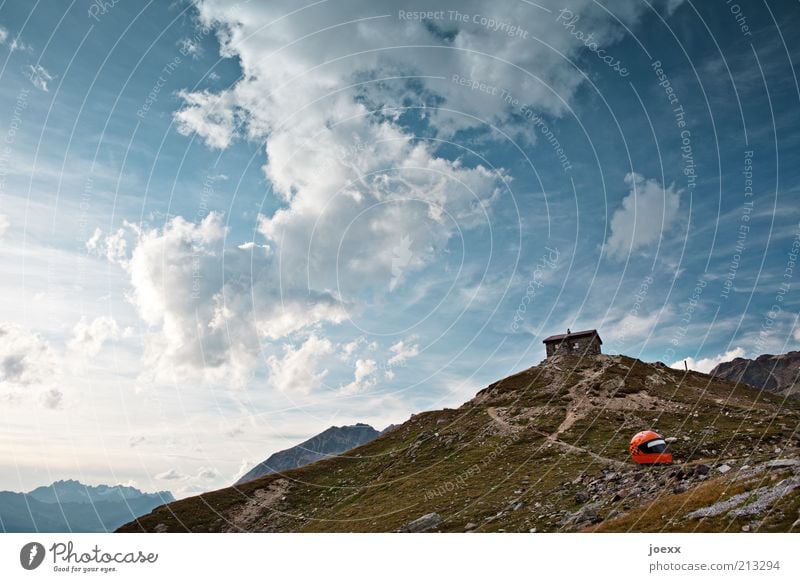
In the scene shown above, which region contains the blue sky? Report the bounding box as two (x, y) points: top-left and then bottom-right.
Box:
(0, 0), (798, 496)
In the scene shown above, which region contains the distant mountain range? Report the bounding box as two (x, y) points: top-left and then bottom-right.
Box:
(711, 351), (800, 397)
(236, 423), (381, 485)
(0, 479), (173, 532)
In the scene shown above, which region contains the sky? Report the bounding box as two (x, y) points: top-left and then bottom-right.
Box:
(0, 0), (798, 497)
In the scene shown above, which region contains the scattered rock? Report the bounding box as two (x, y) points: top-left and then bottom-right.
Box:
(687, 475), (800, 520)
(673, 483), (689, 494)
(741, 524), (750, 532)
(612, 490), (628, 502)
(765, 459), (800, 470)
(154, 523), (168, 533)
(562, 503), (602, 527)
(574, 491), (589, 504)
(718, 464), (732, 474)
(398, 512), (443, 532)
(465, 522), (477, 531)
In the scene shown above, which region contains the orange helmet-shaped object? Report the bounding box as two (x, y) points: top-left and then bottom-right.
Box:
(629, 430), (673, 464)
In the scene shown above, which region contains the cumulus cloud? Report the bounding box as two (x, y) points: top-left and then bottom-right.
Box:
(605, 173), (682, 260)
(96, 1), (676, 383)
(91, 213), (346, 384)
(174, 0), (664, 299)
(155, 468), (188, 481)
(68, 316), (120, 357)
(267, 334), (333, 393)
(175, 90), (237, 149)
(0, 26), (7, 45)
(341, 358), (378, 395)
(671, 347), (746, 374)
(40, 388), (63, 409)
(0, 324), (54, 385)
(179, 0), (652, 145)
(388, 339), (420, 366)
(196, 466), (220, 480)
(0, 214), (9, 238)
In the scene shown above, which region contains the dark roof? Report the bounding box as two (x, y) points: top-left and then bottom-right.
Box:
(542, 329), (602, 344)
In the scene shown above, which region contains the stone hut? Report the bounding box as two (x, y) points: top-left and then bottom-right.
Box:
(543, 329), (602, 358)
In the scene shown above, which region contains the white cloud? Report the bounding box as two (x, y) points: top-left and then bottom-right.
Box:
(665, 0), (685, 16)
(233, 458), (255, 482)
(178, 37), (203, 59)
(0, 214), (9, 238)
(196, 466), (220, 480)
(671, 347), (746, 374)
(267, 334), (333, 393)
(174, 0), (663, 300)
(608, 311), (662, 346)
(340, 337), (365, 361)
(40, 388), (63, 409)
(794, 326), (800, 342)
(26, 64), (54, 92)
(0, 26), (7, 45)
(388, 340), (420, 366)
(128, 436), (147, 447)
(605, 173), (681, 260)
(92, 213), (346, 384)
(155, 468), (188, 481)
(174, 90), (237, 149)
(0, 324), (54, 385)
(181, 0), (652, 143)
(8, 35), (31, 53)
(68, 316), (120, 357)
(88, 0), (679, 387)
(341, 358), (378, 395)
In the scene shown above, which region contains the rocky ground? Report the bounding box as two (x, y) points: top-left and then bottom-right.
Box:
(118, 353), (800, 533)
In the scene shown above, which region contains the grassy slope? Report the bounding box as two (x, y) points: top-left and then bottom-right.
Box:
(118, 355), (800, 533)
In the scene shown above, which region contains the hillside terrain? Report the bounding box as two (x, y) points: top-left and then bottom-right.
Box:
(711, 351), (800, 397)
(119, 354), (800, 533)
(237, 423), (381, 485)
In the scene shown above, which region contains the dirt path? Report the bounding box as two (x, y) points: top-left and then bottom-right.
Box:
(531, 428), (628, 469)
(225, 478), (289, 532)
(486, 406), (520, 435)
(486, 405), (627, 468)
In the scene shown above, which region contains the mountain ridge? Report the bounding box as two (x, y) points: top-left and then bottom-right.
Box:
(236, 423), (381, 485)
(710, 351), (800, 397)
(0, 480), (174, 532)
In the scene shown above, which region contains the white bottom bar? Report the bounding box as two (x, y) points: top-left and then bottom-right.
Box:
(1, 533), (797, 581)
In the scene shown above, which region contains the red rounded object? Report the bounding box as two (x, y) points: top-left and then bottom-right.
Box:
(629, 430), (673, 464)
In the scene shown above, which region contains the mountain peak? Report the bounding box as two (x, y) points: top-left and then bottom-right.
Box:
(235, 422), (381, 485)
